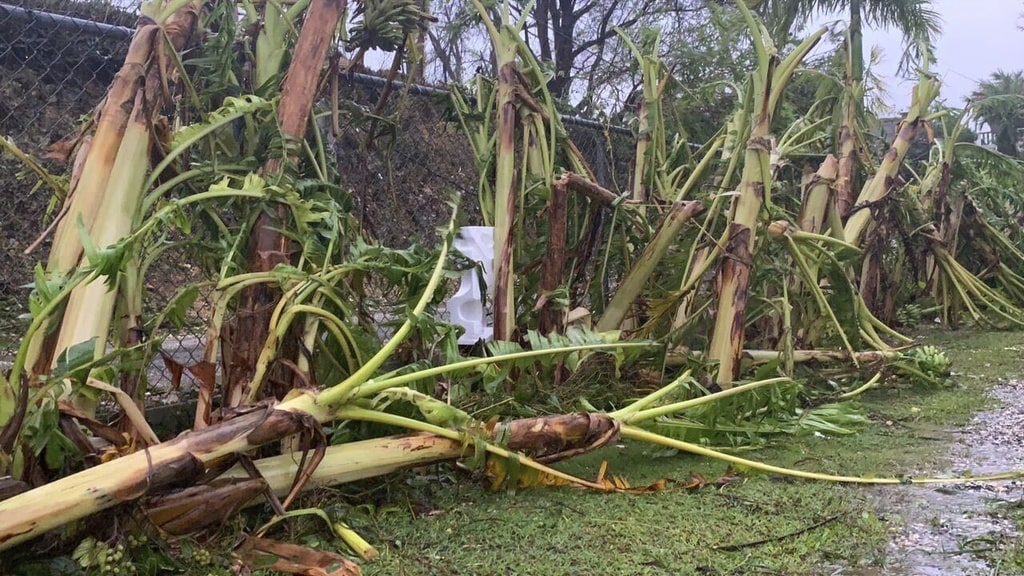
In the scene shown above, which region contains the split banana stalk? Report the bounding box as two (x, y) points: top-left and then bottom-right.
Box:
(843, 71), (940, 248)
(20, 0), (203, 419)
(470, 0), (519, 342)
(707, 2), (826, 388)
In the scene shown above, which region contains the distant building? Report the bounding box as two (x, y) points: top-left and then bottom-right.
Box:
(876, 116), (932, 162)
(878, 116), (902, 144)
(971, 119), (997, 150)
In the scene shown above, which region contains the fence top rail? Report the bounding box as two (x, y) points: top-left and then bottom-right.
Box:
(342, 72), (635, 137)
(1, 3), (639, 139)
(0, 2), (134, 38)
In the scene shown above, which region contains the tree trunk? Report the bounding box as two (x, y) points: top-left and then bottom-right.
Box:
(539, 177), (568, 335)
(491, 39), (519, 342)
(837, 12), (860, 218)
(549, 0), (576, 98)
(848, 0), (863, 91)
(219, 0), (347, 415)
(708, 111), (773, 387)
(836, 57), (857, 220)
(707, 15), (826, 388)
(0, 394), (621, 550)
(535, 0), (553, 62)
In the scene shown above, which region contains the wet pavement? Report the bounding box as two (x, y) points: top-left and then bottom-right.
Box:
(871, 379), (1024, 575)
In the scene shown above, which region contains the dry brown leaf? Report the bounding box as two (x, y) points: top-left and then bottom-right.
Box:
(146, 478), (267, 536)
(682, 472), (708, 490)
(236, 535), (361, 576)
(58, 401), (129, 448)
(161, 352), (186, 391)
(187, 360), (218, 428)
(187, 360), (218, 391)
(43, 138), (79, 162)
(595, 460), (609, 484)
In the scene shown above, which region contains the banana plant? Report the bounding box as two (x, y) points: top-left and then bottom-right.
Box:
(708, 2), (826, 388)
(0, 203), (656, 548)
(14, 0), (204, 425)
(843, 68), (940, 248)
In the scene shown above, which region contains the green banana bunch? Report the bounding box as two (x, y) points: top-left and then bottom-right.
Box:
(905, 345), (952, 378)
(348, 0), (429, 52)
(896, 303), (924, 327)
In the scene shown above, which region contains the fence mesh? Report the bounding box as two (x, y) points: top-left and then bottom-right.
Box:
(0, 1), (134, 360)
(0, 1), (637, 390)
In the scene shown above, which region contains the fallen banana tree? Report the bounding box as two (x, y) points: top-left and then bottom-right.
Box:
(8, 355), (1022, 554)
(0, 195), (654, 548)
(0, 340), (647, 550)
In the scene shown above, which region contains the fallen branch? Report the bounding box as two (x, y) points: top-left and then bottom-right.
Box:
(665, 348), (903, 367)
(0, 386), (629, 549)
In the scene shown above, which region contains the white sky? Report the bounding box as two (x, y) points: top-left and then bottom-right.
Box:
(817, 0), (1022, 111)
(96, 0), (1018, 116)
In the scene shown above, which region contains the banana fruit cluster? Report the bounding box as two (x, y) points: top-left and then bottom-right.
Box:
(906, 345), (952, 377)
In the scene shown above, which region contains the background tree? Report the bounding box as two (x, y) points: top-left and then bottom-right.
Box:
(971, 70), (1024, 157)
(660, 4), (756, 143)
(423, 0), (711, 112)
(523, 0), (658, 100)
(424, 1), (473, 84)
(757, 0), (940, 89)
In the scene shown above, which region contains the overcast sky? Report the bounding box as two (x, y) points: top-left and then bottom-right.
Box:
(815, 0), (1022, 112)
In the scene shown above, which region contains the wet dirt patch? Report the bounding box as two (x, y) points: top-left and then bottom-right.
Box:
(878, 379), (1024, 575)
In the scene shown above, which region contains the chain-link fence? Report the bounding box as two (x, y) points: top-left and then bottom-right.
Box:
(0, 0), (135, 364)
(332, 72), (635, 248)
(0, 1), (638, 389)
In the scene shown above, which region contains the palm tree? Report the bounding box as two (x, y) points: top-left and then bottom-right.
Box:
(759, 0), (941, 89)
(972, 70), (1024, 157)
(756, 0), (940, 218)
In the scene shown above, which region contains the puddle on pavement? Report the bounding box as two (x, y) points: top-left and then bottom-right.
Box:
(857, 379), (1024, 575)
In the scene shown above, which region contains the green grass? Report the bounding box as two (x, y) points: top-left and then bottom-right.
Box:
(7, 329), (1024, 576)
(356, 449), (888, 575)
(344, 329), (1024, 576)
(988, 501), (1024, 573)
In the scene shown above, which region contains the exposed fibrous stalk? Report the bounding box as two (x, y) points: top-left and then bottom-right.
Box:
(844, 72), (940, 248)
(708, 5), (826, 388)
(20, 1), (202, 423)
(797, 155), (839, 235)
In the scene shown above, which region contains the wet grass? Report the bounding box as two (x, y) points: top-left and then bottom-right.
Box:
(344, 329), (1024, 576)
(991, 501), (1024, 574)
(356, 449), (886, 575)
(7, 329), (1024, 576)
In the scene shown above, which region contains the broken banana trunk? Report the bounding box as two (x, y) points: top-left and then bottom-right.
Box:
(0, 401), (620, 550)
